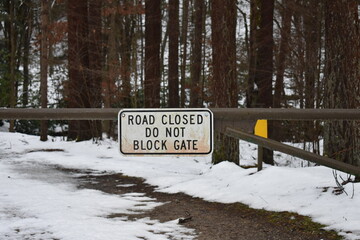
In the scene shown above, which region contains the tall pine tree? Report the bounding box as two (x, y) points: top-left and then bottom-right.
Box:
(67, 0), (102, 141)
(144, 0), (161, 108)
(211, 0), (239, 164)
(324, 0), (360, 167)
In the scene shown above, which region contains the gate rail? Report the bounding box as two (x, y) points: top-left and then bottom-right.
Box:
(0, 108), (359, 120)
(225, 128), (360, 176)
(1, 108), (359, 175)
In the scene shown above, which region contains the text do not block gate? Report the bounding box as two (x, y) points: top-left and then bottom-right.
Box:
(118, 109), (213, 156)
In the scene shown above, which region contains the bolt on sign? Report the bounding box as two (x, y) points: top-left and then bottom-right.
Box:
(118, 109), (213, 155)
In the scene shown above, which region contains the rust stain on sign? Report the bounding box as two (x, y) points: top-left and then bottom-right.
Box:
(118, 109), (213, 156)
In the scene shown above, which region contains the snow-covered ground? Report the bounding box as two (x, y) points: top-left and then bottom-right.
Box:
(1, 131), (360, 239)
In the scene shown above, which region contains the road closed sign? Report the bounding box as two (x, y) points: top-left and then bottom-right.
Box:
(118, 109), (213, 155)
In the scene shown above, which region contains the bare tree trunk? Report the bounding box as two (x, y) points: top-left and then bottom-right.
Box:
(211, 0), (239, 164)
(103, 1), (118, 137)
(145, 0), (161, 108)
(274, 0), (292, 108)
(324, 0), (360, 167)
(180, 0), (189, 107)
(190, 0), (204, 107)
(160, 22), (169, 106)
(211, 0), (237, 107)
(88, 0), (102, 138)
(246, 0), (258, 108)
(253, 0), (275, 165)
(200, 1), (207, 106)
(119, 0), (134, 108)
(304, 1), (319, 109)
(40, 0), (49, 141)
(168, 0), (180, 108)
(67, 1), (103, 141)
(9, 0), (16, 132)
(293, 4), (305, 109)
(255, 0), (274, 109)
(22, 3), (32, 107)
(303, 0), (321, 143)
(67, 0), (91, 141)
(139, 12), (145, 103)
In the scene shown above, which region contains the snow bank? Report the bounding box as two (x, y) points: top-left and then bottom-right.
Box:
(1, 132), (359, 239)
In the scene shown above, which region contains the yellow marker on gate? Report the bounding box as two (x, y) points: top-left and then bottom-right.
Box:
(254, 119), (268, 138)
(255, 119), (268, 172)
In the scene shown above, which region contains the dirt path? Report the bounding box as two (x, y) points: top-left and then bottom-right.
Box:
(71, 169), (342, 240)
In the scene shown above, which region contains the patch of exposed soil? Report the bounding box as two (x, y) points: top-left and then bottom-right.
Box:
(64, 169), (342, 240)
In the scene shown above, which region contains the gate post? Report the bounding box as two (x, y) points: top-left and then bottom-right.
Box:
(213, 132), (239, 165)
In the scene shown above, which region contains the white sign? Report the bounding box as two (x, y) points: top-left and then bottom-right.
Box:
(118, 109), (213, 155)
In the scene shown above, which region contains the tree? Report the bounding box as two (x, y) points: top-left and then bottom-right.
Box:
(180, 0), (190, 107)
(88, 0), (102, 136)
(246, 0), (258, 108)
(303, 0), (321, 144)
(119, 0), (135, 108)
(40, 0), (49, 141)
(252, 0), (275, 165)
(67, 0), (102, 141)
(303, 0), (320, 110)
(144, 0), (161, 108)
(21, 1), (33, 107)
(211, 0), (238, 164)
(274, 0), (292, 108)
(210, 0), (237, 107)
(254, 0), (274, 110)
(1, 1), (39, 134)
(103, 0), (119, 136)
(8, 0), (16, 132)
(190, 0), (204, 107)
(67, 0), (89, 140)
(324, 0), (360, 167)
(168, 0), (180, 108)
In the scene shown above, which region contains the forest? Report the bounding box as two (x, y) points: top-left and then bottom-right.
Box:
(0, 0), (359, 166)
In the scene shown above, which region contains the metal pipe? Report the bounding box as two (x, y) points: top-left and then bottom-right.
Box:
(211, 108), (360, 121)
(0, 108), (359, 120)
(0, 108), (120, 120)
(225, 127), (360, 176)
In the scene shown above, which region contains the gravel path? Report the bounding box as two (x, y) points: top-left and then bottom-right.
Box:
(75, 170), (342, 240)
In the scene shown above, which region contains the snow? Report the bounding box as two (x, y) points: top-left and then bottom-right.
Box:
(1, 131), (360, 239)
